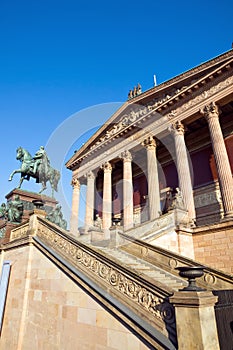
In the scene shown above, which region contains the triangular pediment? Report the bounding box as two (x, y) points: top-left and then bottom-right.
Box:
(66, 49), (233, 170)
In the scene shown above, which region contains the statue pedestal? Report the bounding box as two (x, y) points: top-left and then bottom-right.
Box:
(5, 188), (58, 222)
(0, 188), (58, 244)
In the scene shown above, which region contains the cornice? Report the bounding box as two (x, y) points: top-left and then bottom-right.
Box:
(67, 58), (233, 170)
(127, 49), (233, 103)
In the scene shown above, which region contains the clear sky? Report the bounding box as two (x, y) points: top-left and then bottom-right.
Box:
(0, 0), (232, 225)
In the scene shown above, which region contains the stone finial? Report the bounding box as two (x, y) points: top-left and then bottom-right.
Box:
(200, 101), (219, 120)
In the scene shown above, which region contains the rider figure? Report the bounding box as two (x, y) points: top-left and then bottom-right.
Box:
(33, 146), (50, 174)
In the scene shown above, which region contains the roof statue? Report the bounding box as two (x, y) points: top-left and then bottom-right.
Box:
(128, 83), (142, 99)
(8, 146), (60, 197)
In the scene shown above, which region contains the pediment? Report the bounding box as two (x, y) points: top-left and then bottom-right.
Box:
(66, 49), (233, 170)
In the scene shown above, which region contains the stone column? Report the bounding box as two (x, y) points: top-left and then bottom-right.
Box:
(121, 150), (134, 230)
(142, 136), (161, 220)
(200, 102), (233, 218)
(70, 178), (80, 236)
(170, 121), (196, 222)
(170, 291), (220, 349)
(85, 171), (95, 232)
(102, 162), (112, 238)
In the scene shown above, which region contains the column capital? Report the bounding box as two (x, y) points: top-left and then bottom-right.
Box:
(200, 101), (219, 121)
(142, 136), (157, 150)
(120, 150), (132, 162)
(71, 177), (80, 189)
(169, 121), (185, 136)
(102, 161), (112, 173)
(85, 170), (95, 180)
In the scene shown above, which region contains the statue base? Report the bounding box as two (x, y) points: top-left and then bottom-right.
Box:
(0, 188), (58, 244)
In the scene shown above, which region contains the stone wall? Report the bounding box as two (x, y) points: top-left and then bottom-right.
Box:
(0, 245), (149, 350)
(193, 221), (233, 274)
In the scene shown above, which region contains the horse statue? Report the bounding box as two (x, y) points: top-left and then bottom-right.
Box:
(9, 146), (60, 197)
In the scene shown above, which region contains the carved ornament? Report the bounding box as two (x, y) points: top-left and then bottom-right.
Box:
(101, 162), (112, 173)
(71, 178), (80, 189)
(199, 101), (220, 120)
(120, 150), (132, 162)
(37, 221), (176, 329)
(142, 136), (157, 150)
(169, 121), (185, 136)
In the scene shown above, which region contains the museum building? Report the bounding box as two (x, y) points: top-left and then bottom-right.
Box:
(0, 48), (233, 349)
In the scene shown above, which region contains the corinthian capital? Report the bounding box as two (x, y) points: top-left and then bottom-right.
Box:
(85, 170), (95, 180)
(169, 121), (185, 136)
(120, 150), (132, 162)
(102, 161), (112, 173)
(71, 177), (80, 189)
(142, 136), (157, 150)
(200, 101), (219, 120)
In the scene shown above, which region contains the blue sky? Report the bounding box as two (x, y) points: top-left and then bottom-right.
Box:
(0, 0), (232, 224)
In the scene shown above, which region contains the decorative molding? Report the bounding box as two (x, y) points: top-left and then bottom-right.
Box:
(10, 222), (29, 241)
(36, 221), (176, 330)
(166, 75), (233, 120)
(194, 189), (222, 209)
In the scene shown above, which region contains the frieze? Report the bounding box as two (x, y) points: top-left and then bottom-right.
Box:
(10, 222), (29, 241)
(37, 222), (176, 328)
(88, 68), (232, 157)
(166, 74), (233, 120)
(194, 190), (222, 209)
(152, 215), (175, 230)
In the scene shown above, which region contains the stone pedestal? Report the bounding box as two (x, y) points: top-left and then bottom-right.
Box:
(5, 188), (57, 222)
(170, 291), (220, 349)
(0, 188), (58, 244)
(109, 225), (124, 248)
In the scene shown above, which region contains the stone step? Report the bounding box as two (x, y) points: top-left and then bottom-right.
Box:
(100, 247), (187, 291)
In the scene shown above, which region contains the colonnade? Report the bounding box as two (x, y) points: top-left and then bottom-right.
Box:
(70, 101), (233, 235)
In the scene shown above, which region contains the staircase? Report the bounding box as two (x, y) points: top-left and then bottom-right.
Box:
(99, 246), (187, 291)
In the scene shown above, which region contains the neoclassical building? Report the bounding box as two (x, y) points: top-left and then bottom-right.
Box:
(66, 48), (233, 273)
(0, 49), (233, 350)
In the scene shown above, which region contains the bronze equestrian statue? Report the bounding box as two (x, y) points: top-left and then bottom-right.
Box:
(9, 146), (60, 196)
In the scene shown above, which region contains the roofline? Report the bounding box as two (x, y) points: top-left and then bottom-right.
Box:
(66, 48), (233, 169)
